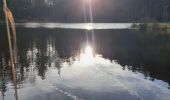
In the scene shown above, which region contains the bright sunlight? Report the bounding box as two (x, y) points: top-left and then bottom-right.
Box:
(80, 45), (94, 64)
(86, 24), (93, 30)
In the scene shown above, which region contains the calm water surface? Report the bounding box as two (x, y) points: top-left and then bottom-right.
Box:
(0, 26), (170, 100)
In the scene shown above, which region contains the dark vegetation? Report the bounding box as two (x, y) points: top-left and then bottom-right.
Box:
(1, 0), (170, 22)
(131, 23), (170, 33)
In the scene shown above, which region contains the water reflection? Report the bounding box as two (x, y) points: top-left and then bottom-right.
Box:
(1, 28), (170, 100)
(80, 46), (94, 65)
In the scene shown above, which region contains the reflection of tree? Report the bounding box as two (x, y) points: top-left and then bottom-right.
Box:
(95, 29), (170, 86)
(17, 34), (32, 84)
(0, 30), (61, 94)
(0, 30), (11, 97)
(1, 28), (170, 92)
(0, 28), (84, 94)
(34, 33), (56, 79)
(36, 49), (48, 80)
(0, 57), (8, 100)
(54, 56), (62, 75)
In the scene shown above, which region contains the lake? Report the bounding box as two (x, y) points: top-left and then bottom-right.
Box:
(0, 23), (170, 100)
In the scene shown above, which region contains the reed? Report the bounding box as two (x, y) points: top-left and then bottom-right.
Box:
(3, 0), (18, 100)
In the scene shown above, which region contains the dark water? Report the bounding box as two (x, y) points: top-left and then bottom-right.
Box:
(1, 27), (170, 100)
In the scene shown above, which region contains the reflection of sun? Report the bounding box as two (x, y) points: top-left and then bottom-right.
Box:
(80, 46), (94, 64)
(85, 46), (93, 54)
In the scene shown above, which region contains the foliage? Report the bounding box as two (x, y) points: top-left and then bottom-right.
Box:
(12, 0), (170, 22)
(139, 23), (148, 32)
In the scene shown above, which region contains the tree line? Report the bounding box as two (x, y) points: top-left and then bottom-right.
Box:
(1, 0), (170, 22)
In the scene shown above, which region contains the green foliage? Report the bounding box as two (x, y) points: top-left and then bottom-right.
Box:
(151, 23), (160, 32)
(161, 25), (168, 33)
(138, 23), (170, 34)
(139, 23), (148, 32)
(131, 23), (138, 29)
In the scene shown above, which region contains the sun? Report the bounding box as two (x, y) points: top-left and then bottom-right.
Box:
(86, 25), (93, 30)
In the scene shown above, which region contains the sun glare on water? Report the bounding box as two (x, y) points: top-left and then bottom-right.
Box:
(85, 46), (93, 54)
(80, 46), (94, 64)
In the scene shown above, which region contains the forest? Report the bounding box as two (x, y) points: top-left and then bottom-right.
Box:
(0, 0), (170, 22)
